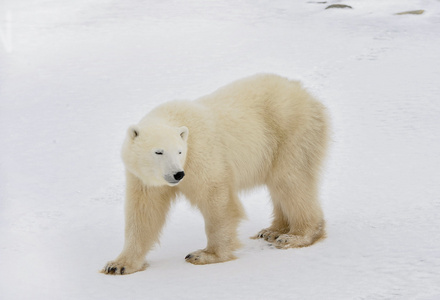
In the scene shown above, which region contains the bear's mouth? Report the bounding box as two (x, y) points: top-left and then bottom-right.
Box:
(164, 179), (181, 186)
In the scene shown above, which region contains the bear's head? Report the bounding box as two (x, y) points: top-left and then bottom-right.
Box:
(122, 123), (189, 187)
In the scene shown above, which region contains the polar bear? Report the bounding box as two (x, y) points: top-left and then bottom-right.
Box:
(103, 74), (329, 275)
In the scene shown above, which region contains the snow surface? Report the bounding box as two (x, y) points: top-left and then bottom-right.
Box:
(1, 0), (440, 299)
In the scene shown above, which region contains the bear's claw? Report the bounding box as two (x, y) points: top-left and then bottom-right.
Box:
(253, 227), (290, 243)
(104, 265), (123, 275)
(185, 253), (200, 261)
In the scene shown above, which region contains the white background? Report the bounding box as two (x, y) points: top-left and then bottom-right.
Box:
(1, 0), (439, 299)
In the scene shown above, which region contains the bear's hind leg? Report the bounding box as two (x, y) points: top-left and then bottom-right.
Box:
(267, 176), (326, 249)
(265, 103), (328, 249)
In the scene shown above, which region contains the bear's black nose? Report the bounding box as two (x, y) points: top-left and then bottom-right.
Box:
(173, 171), (185, 181)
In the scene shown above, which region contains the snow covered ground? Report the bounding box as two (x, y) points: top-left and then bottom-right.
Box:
(1, 0), (440, 299)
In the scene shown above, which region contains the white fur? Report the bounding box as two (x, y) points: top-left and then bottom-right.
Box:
(103, 74), (329, 275)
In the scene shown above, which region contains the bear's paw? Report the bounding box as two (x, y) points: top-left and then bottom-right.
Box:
(185, 249), (236, 265)
(101, 258), (148, 275)
(273, 234), (316, 249)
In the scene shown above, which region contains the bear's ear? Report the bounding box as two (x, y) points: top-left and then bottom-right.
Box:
(128, 125), (139, 139)
(179, 126), (189, 142)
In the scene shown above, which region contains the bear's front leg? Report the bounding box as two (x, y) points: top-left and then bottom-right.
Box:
(185, 187), (245, 265)
(102, 172), (174, 275)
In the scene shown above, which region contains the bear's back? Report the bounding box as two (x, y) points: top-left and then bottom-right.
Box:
(144, 74), (325, 190)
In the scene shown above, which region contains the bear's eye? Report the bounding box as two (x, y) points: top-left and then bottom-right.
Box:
(155, 151), (163, 155)
(179, 151), (182, 155)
